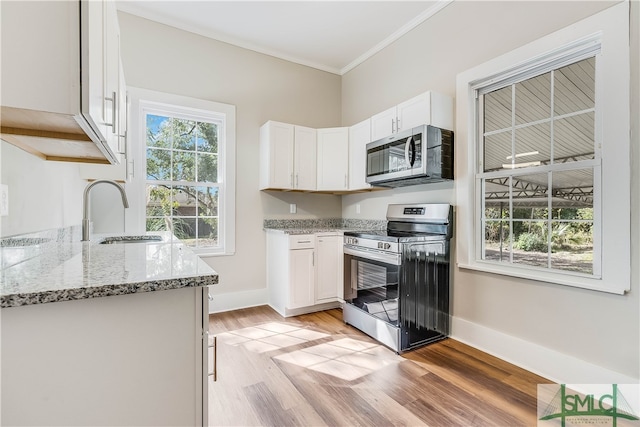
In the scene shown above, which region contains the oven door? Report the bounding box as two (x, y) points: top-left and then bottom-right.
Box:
(343, 246), (400, 326)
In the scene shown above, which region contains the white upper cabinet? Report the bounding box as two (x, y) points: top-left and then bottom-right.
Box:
(370, 107), (397, 142)
(293, 126), (317, 191)
(260, 89), (453, 194)
(370, 91), (454, 141)
(348, 118), (372, 191)
(79, 59), (129, 181)
(1, 0), (122, 165)
(260, 121), (294, 190)
(317, 127), (349, 192)
(102, 0), (121, 155)
(260, 121), (317, 190)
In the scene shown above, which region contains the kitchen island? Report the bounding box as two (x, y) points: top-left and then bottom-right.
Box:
(0, 227), (216, 426)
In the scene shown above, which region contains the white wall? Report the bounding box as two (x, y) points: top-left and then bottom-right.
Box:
(0, 141), (85, 237)
(117, 12), (343, 302)
(341, 1), (639, 382)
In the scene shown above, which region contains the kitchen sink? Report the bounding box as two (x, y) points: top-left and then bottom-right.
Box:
(99, 235), (163, 244)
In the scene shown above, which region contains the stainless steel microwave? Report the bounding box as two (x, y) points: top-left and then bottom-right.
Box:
(365, 125), (454, 188)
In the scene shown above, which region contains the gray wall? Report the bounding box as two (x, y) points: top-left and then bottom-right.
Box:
(117, 12), (343, 297)
(341, 1), (639, 380)
(2, 0), (636, 381)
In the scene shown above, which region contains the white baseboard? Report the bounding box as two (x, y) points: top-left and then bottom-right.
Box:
(208, 288), (268, 314)
(278, 301), (341, 318)
(451, 316), (639, 385)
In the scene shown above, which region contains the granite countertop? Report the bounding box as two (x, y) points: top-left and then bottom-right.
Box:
(263, 218), (386, 235)
(265, 227), (353, 235)
(0, 228), (218, 308)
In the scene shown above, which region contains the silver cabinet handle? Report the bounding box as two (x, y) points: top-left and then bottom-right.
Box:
(213, 335), (217, 381)
(312, 251), (315, 266)
(296, 174), (299, 188)
(297, 240), (311, 243)
(105, 91), (117, 134)
(209, 335), (217, 382)
(344, 174), (347, 188)
(391, 118), (396, 133)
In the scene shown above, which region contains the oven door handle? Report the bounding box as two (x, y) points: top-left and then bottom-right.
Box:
(344, 246), (401, 266)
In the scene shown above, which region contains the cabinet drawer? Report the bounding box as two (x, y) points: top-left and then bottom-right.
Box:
(289, 235), (315, 249)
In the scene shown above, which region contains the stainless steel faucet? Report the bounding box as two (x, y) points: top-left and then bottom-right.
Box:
(82, 180), (129, 241)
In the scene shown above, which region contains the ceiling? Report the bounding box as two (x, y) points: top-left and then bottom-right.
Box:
(115, 0), (451, 75)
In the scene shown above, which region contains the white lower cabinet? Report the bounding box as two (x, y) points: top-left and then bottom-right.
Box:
(288, 241), (316, 309)
(267, 231), (343, 317)
(316, 234), (344, 302)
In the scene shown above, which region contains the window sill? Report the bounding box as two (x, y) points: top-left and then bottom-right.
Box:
(196, 250), (235, 258)
(456, 261), (627, 295)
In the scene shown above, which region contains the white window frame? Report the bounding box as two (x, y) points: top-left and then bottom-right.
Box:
(455, 2), (630, 294)
(127, 87), (236, 257)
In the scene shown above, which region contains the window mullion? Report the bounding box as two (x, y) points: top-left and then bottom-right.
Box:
(548, 69), (555, 269)
(509, 83), (516, 264)
(547, 172), (553, 269)
(508, 176), (514, 264)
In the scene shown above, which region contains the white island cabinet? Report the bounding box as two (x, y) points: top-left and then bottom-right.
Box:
(0, 231), (215, 426)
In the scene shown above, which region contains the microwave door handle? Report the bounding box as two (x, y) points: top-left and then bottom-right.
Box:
(404, 136), (412, 168)
(410, 137), (416, 166)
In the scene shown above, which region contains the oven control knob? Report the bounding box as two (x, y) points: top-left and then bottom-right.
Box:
(377, 242), (391, 250)
(346, 237), (358, 245)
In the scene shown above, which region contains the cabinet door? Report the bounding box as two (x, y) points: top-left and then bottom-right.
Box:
(370, 106), (397, 140)
(288, 249), (315, 309)
(103, 0), (120, 155)
(316, 235), (343, 302)
(260, 121), (294, 190)
(118, 61), (127, 156)
(80, 0), (109, 146)
(397, 92), (431, 133)
(317, 127), (349, 191)
(348, 118), (372, 190)
(293, 126), (317, 190)
(0, 1), (79, 114)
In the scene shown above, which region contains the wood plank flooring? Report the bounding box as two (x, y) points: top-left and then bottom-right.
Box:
(208, 306), (552, 426)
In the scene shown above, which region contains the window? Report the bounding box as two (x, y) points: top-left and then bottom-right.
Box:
(478, 57), (598, 277)
(456, 2), (630, 294)
(128, 88), (236, 256)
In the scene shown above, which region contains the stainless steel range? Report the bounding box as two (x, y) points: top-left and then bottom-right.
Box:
(343, 203), (453, 353)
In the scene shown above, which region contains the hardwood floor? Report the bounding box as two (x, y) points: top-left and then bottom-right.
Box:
(208, 306), (551, 426)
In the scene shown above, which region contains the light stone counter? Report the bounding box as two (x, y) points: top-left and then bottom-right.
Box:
(0, 227), (218, 308)
(263, 218), (386, 235)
